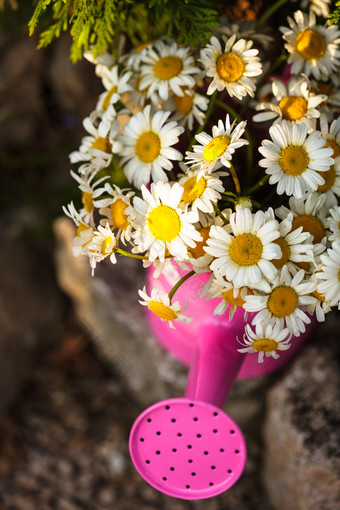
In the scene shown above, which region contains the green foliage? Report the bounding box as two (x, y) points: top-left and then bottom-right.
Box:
(329, 1), (340, 24)
(28, 0), (219, 62)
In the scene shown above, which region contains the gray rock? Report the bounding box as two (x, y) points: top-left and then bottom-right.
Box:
(263, 316), (340, 510)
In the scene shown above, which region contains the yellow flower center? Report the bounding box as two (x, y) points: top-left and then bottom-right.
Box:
(252, 338), (278, 352)
(91, 137), (112, 154)
(216, 52), (245, 83)
(110, 198), (129, 230)
(135, 131), (161, 163)
(317, 165), (336, 192)
(190, 226), (210, 259)
(147, 205), (181, 242)
(279, 145), (309, 176)
(223, 287), (253, 307)
(278, 96), (308, 121)
(154, 56), (183, 80)
(292, 214), (325, 244)
(82, 192), (93, 214)
(267, 286), (298, 318)
(296, 29), (326, 60)
(312, 289), (325, 302)
(148, 301), (177, 321)
(102, 86), (118, 111)
(229, 233), (263, 266)
(102, 236), (115, 255)
(174, 87), (193, 115)
(326, 138), (340, 159)
(271, 237), (290, 269)
(203, 134), (230, 162)
(182, 176), (207, 203)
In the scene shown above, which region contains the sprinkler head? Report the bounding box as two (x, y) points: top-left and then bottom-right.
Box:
(129, 398), (246, 500)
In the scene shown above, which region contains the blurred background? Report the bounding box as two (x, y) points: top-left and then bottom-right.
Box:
(0, 3), (339, 509)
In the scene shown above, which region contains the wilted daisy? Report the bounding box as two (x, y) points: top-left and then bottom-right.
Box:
(120, 105), (184, 188)
(178, 167), (225, 214)
(258, 120), (334, 199)
(244, 266), (317, 337)
(88, 223), (118, 275)
(98, 183), (135, 244)
(280, 10), (340, 80)
(163, 86), (209, 130)
(200, 34), (262, 99)
(185, 114), (248, 173)
(265, 208), (314, 274)
(63, 201), (94, 257)
(253, 75), (325, 130)
(207, 273), (252, 320)
(315, 241), (340, 305)
(327, 205), (340, 243)
(70, 166), (109, 224)
(139, 39), (200, 101)
(237, 323), (292, 363)
(69, 112), (122, 164)
(132, 181), (202, 262)
(205, 206), (281, 288)
(138, 286), (192, 328)
(276, 193), (328, 246)
(96, 65), (133, 112)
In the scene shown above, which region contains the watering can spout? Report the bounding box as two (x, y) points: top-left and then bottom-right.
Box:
(185, 323), (246, 408)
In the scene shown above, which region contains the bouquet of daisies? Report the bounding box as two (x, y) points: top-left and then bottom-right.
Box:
(64, 1), (340, 364)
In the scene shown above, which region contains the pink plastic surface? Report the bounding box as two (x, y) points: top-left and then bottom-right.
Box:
(129, 398), (246, 500)
(146, 263), (313, 378)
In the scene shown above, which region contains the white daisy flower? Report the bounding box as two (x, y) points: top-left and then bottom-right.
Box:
(138, 286), (192, 328)
(96, 65), (133, 112)
(63, 201), (94, 257)
(124, 40), (157, 72)
(139, 40), (200, 101)
(215, 21), (274, 51)
(98, 183), (135, 245)
(132, 181), (202, 262)
(205, 206), (281, 288)
(128, 73), (159, 109)
(69, 112), (122, 164)
(244, 266), (317, 337)
(310, 79), (340, 116)
(320, 114), (340, 160)
(120, 105), (184, 188)
(275, 193), (328, 246)
(258, 120), (334, 199)
(163, 86), (209, 131)
(327, 205), (340, 243)
(299, 0), (331, 18)
(280, 10), (340, 80)
(253, 75), (325, 131)
(185, 114), (248, 173)
(70, 165), (109, 225)
(88, 223), (118, 275)
(315, 241), (340, 305)
(237, 323), (292, 363)
(207, 273), (252, 321)
(178, 167), (225, 214)
(305, 275), (332, 322)
(264, 208), (314, 274)
(199, 34), (262, 99)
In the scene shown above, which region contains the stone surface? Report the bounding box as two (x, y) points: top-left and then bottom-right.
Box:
(263, 316), (340, 510)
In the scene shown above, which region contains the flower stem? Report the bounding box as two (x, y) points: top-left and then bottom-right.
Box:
(213, 203), (229, 224)
(229, 163), (241, 195)
(116, 248), (148, 260)
(244, 174), (269, 195)
(255, 0), (290, 30)
(168, 270), (195, 303)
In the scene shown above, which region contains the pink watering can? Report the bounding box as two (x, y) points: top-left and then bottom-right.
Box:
(129, 263), (313, 500)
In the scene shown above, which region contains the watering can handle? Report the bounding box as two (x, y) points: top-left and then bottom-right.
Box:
(184, 323), (246, 409)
